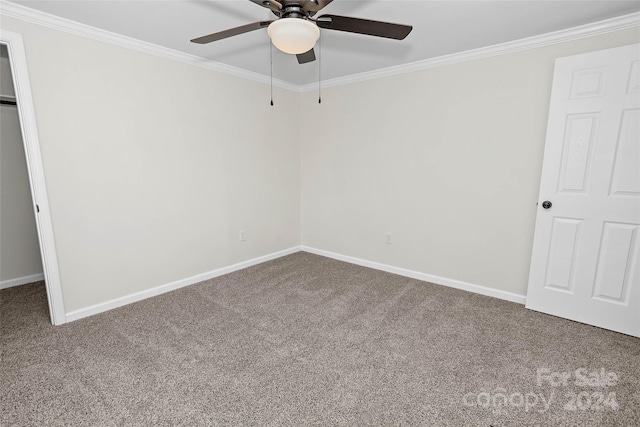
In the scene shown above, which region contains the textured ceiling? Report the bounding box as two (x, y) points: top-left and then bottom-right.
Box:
(5, 0), (640, 85)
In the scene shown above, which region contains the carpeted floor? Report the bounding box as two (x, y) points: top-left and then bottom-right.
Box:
(1, 252), (639, 426)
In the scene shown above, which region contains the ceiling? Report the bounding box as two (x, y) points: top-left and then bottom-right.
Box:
(6, 0), (640, 86)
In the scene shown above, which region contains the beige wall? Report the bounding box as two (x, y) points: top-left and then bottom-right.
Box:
(1, 47), (16, 96)
(1, 17), (301, 312)
(0, 45), (44, 283)
(2, 13), (638, 314)
(301, 28), (640, 297)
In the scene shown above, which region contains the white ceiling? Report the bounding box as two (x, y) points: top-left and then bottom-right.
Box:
(6, 0), (640, 85)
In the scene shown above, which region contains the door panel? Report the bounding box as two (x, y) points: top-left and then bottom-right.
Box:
(610, 109), (639, 196)
(558, 113), (598, 193)
(526, 43), (640, 337)
(592, 222), (637, 303)
(570, 66), (607, 99)
(544, 217), (582, 293)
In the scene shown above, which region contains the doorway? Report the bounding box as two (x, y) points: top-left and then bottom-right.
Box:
(1, 44), (44, 293)
(0, 31), (65, 325)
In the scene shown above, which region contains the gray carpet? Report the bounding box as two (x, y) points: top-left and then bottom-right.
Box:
(1, 252), (639, 426)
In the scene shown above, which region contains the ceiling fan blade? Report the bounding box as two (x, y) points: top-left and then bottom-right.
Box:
(316, 15), (412, 40)
(191, 21), (273, 44)
(301, 0), (333, 12)
(296, 48), (316, 64)
(248, 0), (283, 13)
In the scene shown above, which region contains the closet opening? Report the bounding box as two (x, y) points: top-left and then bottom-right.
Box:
(0, 44), (44, 288)
(0, 44), (48, 322)
(0, 33), (65, 325)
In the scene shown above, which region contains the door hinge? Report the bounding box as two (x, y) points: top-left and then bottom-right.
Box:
(36, 204), (40, 213)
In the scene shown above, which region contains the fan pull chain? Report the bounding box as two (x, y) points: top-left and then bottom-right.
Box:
(270, 40), (274, 106)
(318, 32), (322, 104)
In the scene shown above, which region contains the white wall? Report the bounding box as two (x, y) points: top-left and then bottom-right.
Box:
(301, 28), (640, 297)
(1, 12), (638, 316)
(0, 45), (44, 285)
(0, 16), (301, 313)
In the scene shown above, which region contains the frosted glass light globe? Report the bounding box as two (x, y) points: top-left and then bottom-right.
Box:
(267, 18), (320, 55)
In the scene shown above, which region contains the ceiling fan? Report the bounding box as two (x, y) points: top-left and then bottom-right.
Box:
(191, 0), (413, 64)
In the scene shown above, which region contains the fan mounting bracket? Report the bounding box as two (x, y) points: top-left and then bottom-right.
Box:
(271, 2), (317, 18)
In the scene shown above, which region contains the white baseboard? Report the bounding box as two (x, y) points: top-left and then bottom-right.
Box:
(65, 246), (302, 322)
(301, 246), (527, 305)
(0, 273), (45, 290)
(65, 245), (526, 323)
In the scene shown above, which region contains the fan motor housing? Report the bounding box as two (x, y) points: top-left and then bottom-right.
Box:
(273, 2), (316, 19)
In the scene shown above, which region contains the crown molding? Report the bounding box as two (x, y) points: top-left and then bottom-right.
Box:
(299, 11), (640, 92)
(1, 1), (638, 93)
(0, 1), (300, 92)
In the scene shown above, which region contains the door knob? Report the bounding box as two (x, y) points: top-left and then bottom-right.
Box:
(542, 201), (552, 209)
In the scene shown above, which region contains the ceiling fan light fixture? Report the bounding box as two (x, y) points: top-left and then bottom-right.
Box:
(267, 18), (319, 55)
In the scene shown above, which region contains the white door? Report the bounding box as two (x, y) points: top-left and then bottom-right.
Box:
(526, 43), (640, 337)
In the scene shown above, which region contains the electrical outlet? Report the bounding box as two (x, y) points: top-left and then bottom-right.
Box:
(385, 232), (392, 245)
(239, 230), (246, 242)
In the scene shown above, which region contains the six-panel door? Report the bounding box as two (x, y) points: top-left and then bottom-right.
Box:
(526, 43), (640, 337)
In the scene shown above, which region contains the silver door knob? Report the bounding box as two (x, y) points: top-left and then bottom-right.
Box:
(542, 201), (552, 209)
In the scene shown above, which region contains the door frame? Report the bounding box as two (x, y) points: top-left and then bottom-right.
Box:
(1, 30), (66, 325)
